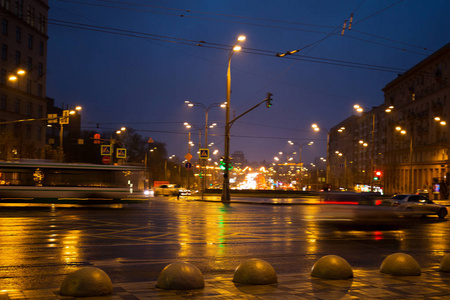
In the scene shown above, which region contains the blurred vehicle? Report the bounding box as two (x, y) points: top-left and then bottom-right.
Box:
(416, 189), (429, 197)
(319, 192), (396, 221)
(0, 161), (147, 203)
(381, 194), (447, 219)
(144, 189), (154, 197)
(178, 189), (191, 196)
(153, 184), (179, 196)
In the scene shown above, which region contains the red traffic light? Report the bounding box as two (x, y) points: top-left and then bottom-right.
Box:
(375, 170), (382, 176)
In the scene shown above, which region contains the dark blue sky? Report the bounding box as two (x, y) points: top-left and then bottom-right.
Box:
(47, 0), (450, 164)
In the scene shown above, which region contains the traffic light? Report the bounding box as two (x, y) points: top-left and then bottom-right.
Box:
(374, 170), (382, 181)
(266, 92), (273, 108)
(219, 157), (233, 170)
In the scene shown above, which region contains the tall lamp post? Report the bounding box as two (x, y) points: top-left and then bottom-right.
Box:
(184, 101), (226, 148)
(395, 126), (413, 193)
(287, 140), (314, 165)
(222, 35), (246, 203)
(354, 104), (376, 192)
(185, 100), (225, 195)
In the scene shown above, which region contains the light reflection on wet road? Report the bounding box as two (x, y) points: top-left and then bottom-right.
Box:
(0, 198), (449, 290)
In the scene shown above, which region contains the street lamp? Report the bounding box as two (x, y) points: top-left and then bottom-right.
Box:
(8, 69), (26, 83)
(395, 126), (413, 193)
(184, 101), (226, 148)
(334, 151), (348, 190)
(287, 140), (314, 165)
(222, 35), (246, 203)
(311, 123), (331, 184)
(354, 104), (376, 192)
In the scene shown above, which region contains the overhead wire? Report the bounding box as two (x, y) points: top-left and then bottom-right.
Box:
(47, 18), (410, 74)
(56, 0), (431, 55)
(48, 1), (438, 144)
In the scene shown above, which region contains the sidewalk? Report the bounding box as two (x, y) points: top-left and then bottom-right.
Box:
(3, 267), (450, 299)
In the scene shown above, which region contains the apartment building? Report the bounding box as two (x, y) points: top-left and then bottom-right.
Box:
(383, 43), (450, 197)
(0, 0), (48, 160)
(328, 43), (450, 198)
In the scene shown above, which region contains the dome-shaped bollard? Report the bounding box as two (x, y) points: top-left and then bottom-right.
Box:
(311, 255), (353, 279)
(439, 253), (450, 272)
(59, 267), (113, 297)
(380, 253), (421, 276)
(157, 261), (204, 290)
(233, 258), (277, 285)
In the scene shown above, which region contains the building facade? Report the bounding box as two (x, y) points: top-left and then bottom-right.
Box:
(328, 43), (450, 198)
(383, 43), (450, 198)
(0, 0), (48, 160)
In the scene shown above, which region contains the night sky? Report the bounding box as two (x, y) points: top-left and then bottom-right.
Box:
(47, 0), (450, 165)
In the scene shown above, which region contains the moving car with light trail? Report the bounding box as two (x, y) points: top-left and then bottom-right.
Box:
(153, 184), (179, 196)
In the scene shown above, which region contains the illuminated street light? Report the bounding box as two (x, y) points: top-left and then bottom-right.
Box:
(354, 104), (376, 191)
(395, 126), (413, 192)
(8, 69), (26, 81)
(434, 116), (447, 126)
(184, 101), (225, 148)
(222, 35), (246, 203)
(116, 127), (126, 134)
(385, 105), (394, 113)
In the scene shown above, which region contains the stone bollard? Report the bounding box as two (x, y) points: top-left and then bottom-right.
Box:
(439, 253), (450, 272)
(59, 267), (113, 297)
(157, 261), (204, 290)
(311, 255), (353, 279)
(233, 258), (277, 285)
(380, 253), (421, 276)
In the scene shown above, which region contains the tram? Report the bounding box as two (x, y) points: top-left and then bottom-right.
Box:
(0, 160), (148, 203)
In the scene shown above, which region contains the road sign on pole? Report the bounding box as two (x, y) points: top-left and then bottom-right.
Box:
(101, 145), (111, 155)
(185, 153), (193, 161)
(199, 148), (209, 159)
(116, 148), (126, 158)
(185, 162), (192, 170)
(102, 156), (111, 164)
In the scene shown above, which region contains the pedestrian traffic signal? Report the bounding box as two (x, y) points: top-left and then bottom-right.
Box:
(266, 92), (273, 108)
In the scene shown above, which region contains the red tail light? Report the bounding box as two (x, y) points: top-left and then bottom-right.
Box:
(393, 202), (399, 207)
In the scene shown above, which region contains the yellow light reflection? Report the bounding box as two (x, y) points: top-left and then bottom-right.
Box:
(61, 230), (81, 264)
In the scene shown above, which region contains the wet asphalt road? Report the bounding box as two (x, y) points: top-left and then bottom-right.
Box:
(0, 196), (449, 290)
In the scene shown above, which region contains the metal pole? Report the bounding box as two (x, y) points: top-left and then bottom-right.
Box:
(164, 160), (167, 181)
(59, 123), (63, 163)
(409, 135), (413, 193)
(203, 110), (208, 197)
(144, 152), (148, 190)
(371, 113), (375, 192)
(299, 146), (302, 165)
(187, 131), (191, 190)
(222, 52), (232, 203)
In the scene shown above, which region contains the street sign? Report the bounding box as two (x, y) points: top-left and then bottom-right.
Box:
(185, 153), (193, 161)
(60, 110), (70, 125)
(185, 162), (192, 170)
(47, 114), (58, 124)
(102, 156), (111, 164)
(199, 148), (209, 159)
(101, 145), (111, 155)
(116, 148), (127, 158)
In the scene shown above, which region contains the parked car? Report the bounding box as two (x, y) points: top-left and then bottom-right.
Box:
(153, 184), (179, 196)
(381, 194), (448, 219)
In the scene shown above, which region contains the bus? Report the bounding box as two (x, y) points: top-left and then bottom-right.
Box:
(0, 160), (148, 203)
